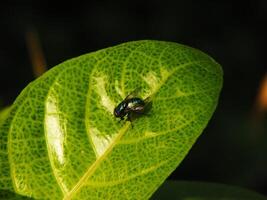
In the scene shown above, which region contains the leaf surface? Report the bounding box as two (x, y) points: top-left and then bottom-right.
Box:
(0, 190), (32, 200)
(0, 40), (223, 199)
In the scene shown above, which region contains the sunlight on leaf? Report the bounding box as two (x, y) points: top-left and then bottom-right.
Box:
(0, 40), (223, 199)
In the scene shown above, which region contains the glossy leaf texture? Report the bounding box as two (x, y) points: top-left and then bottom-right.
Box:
(0, 40), (223, 199)
(152, 181), (267, 200)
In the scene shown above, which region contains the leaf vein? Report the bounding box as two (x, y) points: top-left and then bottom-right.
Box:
(85, 155), (174, 187)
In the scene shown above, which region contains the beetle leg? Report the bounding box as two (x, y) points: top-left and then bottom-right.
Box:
(127, 113), (134, 128)
(126, 113), (134, 128)
(126, 112), (132, 122)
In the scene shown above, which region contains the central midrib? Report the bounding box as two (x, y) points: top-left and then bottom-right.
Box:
(63, 122), (131, 200)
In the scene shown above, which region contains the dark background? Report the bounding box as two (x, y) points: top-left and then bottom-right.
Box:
(0, 0), (267, 196)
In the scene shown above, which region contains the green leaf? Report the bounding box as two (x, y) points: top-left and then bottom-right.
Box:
(0, 106), (13, 190)
(0, 190), (33, 200)
(152, 180), (267, 200)
(0, 40), (223, 199)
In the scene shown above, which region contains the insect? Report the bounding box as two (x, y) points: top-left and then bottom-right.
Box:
(113, 89), (151, 122)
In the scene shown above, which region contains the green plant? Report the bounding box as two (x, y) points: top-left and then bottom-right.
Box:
(0, 40), (265, 199)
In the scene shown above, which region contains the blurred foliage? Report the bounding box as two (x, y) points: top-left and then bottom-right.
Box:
(152, 181), (267, 200)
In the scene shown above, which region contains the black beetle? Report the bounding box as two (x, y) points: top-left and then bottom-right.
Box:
(114, 89), (151, 121)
